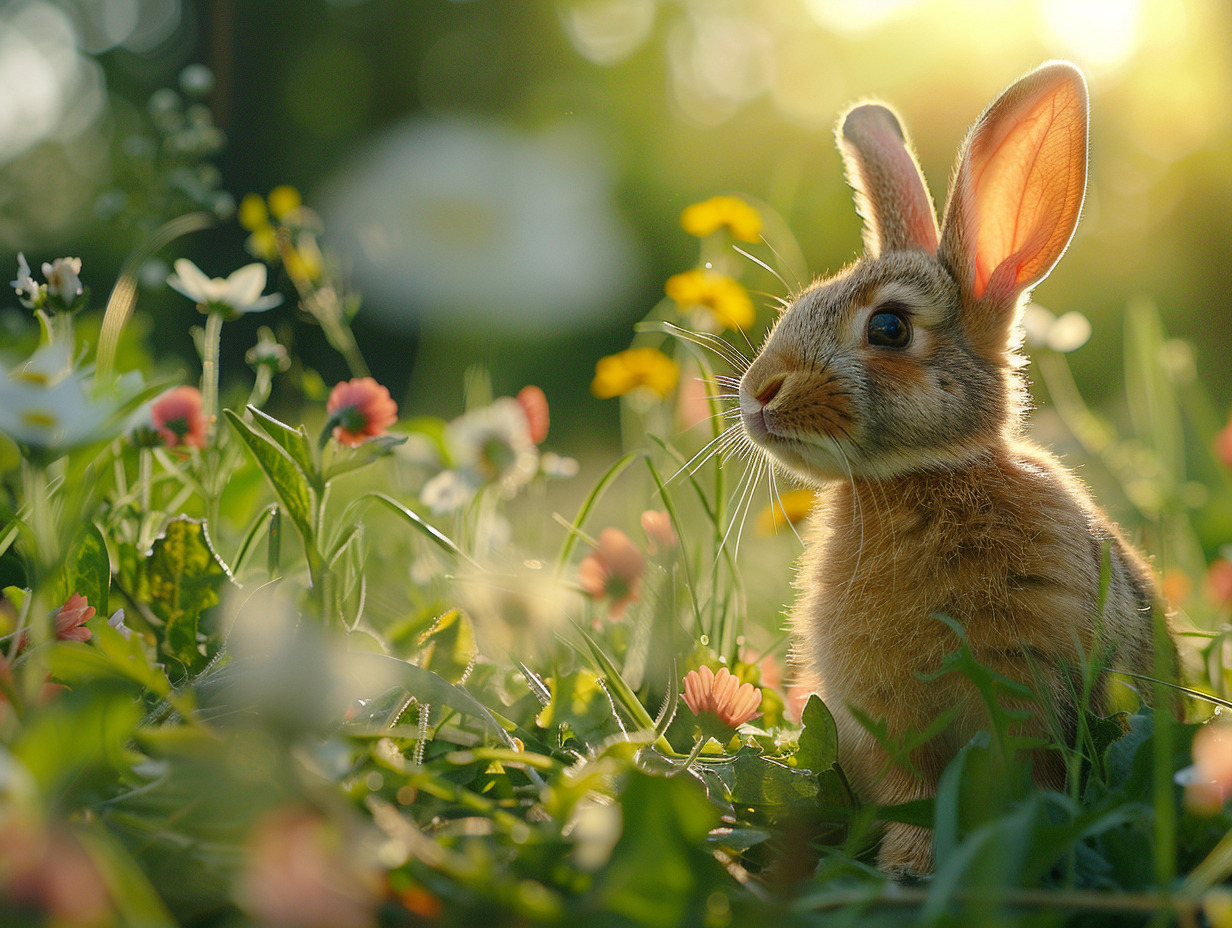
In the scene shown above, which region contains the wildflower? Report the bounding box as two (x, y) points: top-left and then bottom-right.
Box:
(640, 509), (677, 553)
(11, 253), (41, 308)
(239, 193), (279, 261)
(420, 469), (473, 514)
(238, 807), (378, 928)
(1216, 413), (1232, 469)
(681, 665), (762, 734)
(516, 385), (549, 444)
(446, 397), (538, 491)
(1179, 721), (1232, 813)
(755, 489), (817, 535)
(680, 195), (763, 242)
(1207, 559), (1232, 610)
(268, 185), (303, 221)
(676, 368), (714, 431)
(246, 328), (291, 373)
(53, 593), (95, 643)
(578, 527), (646, 618)
(456, 564), (577, 660)
(540, 451), (579, 479)
(151, 386), (208, 449)
(665, 269), (755, 331)
(592, 347), (679, 400)
(325, 378), (398, 448)
(0, 342), (120, 452)
(41, 257), (83, 304)
(167, 258), (284, 316)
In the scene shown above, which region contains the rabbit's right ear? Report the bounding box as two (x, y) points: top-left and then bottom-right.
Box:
(938, 62), (1088, 347)
(838, 103), (940, 257)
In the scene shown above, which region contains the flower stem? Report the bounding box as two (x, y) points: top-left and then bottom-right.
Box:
(668, 734), (708, 778)
(200, 309), (225, 444)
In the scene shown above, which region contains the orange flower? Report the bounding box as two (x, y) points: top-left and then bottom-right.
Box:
(1216, 413), (1232, 468)
(640, 510), (677, 554)
(326, 378), (398, 448)
(1208, 560), (1232, 610)
(54, 593), (94, 643)
(578, 528), (645, 618)
(516, 385), (549, 444)
(151, 385), (207, 449)
(682, 665), (761, 731)
(1183, 721), (1232, 813)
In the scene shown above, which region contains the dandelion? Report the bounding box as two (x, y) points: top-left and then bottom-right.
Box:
(591, 347), (679, 400)
(167, 259), (284, 317)
(516, 385), (550, 444)
(665, 269), (755, 331)
(681, 665), (761, 731)
(53, 593), (94, 642)
(755, 489), (817, 535)
(640, 509), (677, 553)
(151, 386), (208, 449)
(680, 195), (763, 242)
(325, 378), (399, 448)
(578, 527), (645, 618)
(1216, 412), (1232, 469)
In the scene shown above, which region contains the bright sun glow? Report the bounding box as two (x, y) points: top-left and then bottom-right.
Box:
(1040, 0), (1144, 70)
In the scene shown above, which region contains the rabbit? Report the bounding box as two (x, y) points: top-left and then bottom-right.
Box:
(736, 61), (1179, 876)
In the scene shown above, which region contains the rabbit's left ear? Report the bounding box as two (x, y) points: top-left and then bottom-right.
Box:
(838, 103), (940, 257)
(939, 62), (1088, 317)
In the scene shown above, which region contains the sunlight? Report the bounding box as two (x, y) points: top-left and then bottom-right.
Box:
(1039, 0), (1144, 71)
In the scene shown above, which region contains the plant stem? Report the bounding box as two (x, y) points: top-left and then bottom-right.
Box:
(200, 309), (225, 444)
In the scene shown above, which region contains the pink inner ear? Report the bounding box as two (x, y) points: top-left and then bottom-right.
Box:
(970, 79), (1086, 300)
(864, 119), (940, 254)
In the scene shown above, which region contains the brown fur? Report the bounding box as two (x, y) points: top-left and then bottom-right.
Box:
(737, 62), (1179, 876)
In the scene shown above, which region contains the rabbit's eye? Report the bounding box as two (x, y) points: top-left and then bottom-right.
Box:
(867, 311), (911, 348)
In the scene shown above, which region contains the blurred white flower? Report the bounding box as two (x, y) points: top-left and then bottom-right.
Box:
(540, 451), (580, 479)
(0, 342), (122, 451)
(447, 397), (538, 494)
(420, 469), (473, 515)
(10, 252), (40, 307)
(454, 562), (578, 659)
(40, 256), (81, 303)
(167, 259), (284, 316)
(321, 118), (643, 332)
(1019, 305), (1092, 353)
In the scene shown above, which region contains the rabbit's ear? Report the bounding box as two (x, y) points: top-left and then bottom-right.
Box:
(939, 62), (1088, 320)
(838, 103), (939, 257)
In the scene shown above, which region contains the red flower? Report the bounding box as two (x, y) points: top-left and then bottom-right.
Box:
(54, 593), (94, 642)
(326, 378), (398, 448)
(681, 665), (761, 730)
(151, 386), (207, 449)
(516, 385), (549, 444)
(578, 528), (645, 618)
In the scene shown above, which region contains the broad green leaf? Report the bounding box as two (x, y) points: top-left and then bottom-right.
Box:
(66, 520), (109, 617)
(323, 433), (408, 483)
(146, 517), (229, 676)
(231, 504), (277, 576)
(794, 694), (839, 772)
(224, 408), (317, 554)
(245, 404), (317, 486)
(535, 668), (616, 744)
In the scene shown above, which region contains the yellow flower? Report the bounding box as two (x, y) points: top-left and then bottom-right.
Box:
(268, 185), (303, 221)
(755, 489), (817, 535)
(680, 195), (762, 242)
(238, 193), (270, 231)
(592, 347), (679, 400)
(284, 231), (325, 282)
(665, 269), (755, 331)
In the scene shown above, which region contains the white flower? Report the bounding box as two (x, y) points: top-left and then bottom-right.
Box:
(167, 259), (284, 315)
(446, 397), (538, 494)
(0, 343), (120, 451)
(11, 253), (42, 308)
(420, 469), (475, 514)
(41, 257), (82, 304)
(1019, 304), (1092, 353)
(540, 451), (579, 479)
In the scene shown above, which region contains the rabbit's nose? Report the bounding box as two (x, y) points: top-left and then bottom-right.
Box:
(754, 374), (785, 406)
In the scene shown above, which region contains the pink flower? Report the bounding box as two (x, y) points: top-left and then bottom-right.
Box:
(327, 378), (398, 448)
(640, 509), (677, 554)
(54, 593), (94, 642)
(151, 385), (207, 449)
(681, 665), (761, 730)
(1183, 721), (1232, 813)
(578, 528), (645, 618)
(1216, 413), (1232, 468)
(1208, 560), (1232, 610)
(239, 807), (378, 928)
(516, 385), (549, 444)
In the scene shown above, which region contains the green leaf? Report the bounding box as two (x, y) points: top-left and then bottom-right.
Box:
(356, 492), (475, 565)
(323, 433), (408, 483)
(795, 694), (839, 772)
(66, 521), (109, 617)
(417, 609), (478, 685)
(224, 408), (318, 557)
(145, 517), (229, 676)
(245, 405), (318, 488)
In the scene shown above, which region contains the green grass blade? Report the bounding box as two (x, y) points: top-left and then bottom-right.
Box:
(642, 456), (701, 628)
(554, 451), (641, 575)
